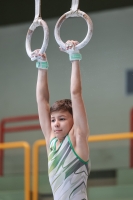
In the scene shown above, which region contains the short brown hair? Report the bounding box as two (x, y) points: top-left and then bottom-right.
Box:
(50, 99), (73, 115)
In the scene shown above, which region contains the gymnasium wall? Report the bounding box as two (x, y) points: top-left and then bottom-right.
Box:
(0, 7), (133, 174)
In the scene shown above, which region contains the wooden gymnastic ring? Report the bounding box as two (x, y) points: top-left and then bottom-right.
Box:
(54, 10), (93, 50)
(26, 18), (49, 58)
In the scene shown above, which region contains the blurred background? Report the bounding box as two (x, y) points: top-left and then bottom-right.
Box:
(0, 0), (133, 200)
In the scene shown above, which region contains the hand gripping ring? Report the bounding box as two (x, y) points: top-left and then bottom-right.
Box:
(54, 10), (93, 50)
(25, 18), (49, 58)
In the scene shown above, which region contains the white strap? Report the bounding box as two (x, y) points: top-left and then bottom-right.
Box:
(35, 0), (41, 20)
(71, 0), (79, 12)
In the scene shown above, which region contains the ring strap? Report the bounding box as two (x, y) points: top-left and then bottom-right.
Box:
(35, 0), (41, 20)
(71, 0), (79, 12)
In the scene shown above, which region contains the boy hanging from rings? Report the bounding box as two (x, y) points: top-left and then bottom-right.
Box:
(31, 40), (90, 200)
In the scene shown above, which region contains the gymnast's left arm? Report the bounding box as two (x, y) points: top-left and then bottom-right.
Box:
(70, 59), (90, 139)
(60, 40), (90, 139)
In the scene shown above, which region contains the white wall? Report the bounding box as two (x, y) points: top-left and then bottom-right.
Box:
(0, 7), (133, 173)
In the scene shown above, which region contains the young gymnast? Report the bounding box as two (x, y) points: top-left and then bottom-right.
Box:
(32, 40), (90, 200)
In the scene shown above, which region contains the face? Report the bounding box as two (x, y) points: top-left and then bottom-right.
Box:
(51, 110), (73, 140)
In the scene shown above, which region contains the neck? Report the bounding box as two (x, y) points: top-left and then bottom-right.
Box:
(57, 136), (66, 143)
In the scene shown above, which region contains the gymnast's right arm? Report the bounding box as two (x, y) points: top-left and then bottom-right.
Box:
(35, 52), (52, 144)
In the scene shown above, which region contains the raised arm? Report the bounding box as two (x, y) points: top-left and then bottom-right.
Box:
(71, 60), (89, 138)
(32, 50), (52, 143)
(60, 40), (89, 138)
(36, 69), (52, 141)
(59, 40), (90, 161)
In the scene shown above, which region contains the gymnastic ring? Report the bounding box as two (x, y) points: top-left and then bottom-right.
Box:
(54, 10), (93, 50)
(25, 18), (49, 58)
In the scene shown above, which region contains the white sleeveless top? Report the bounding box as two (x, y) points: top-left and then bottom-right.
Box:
(48, 135), (90, 200)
